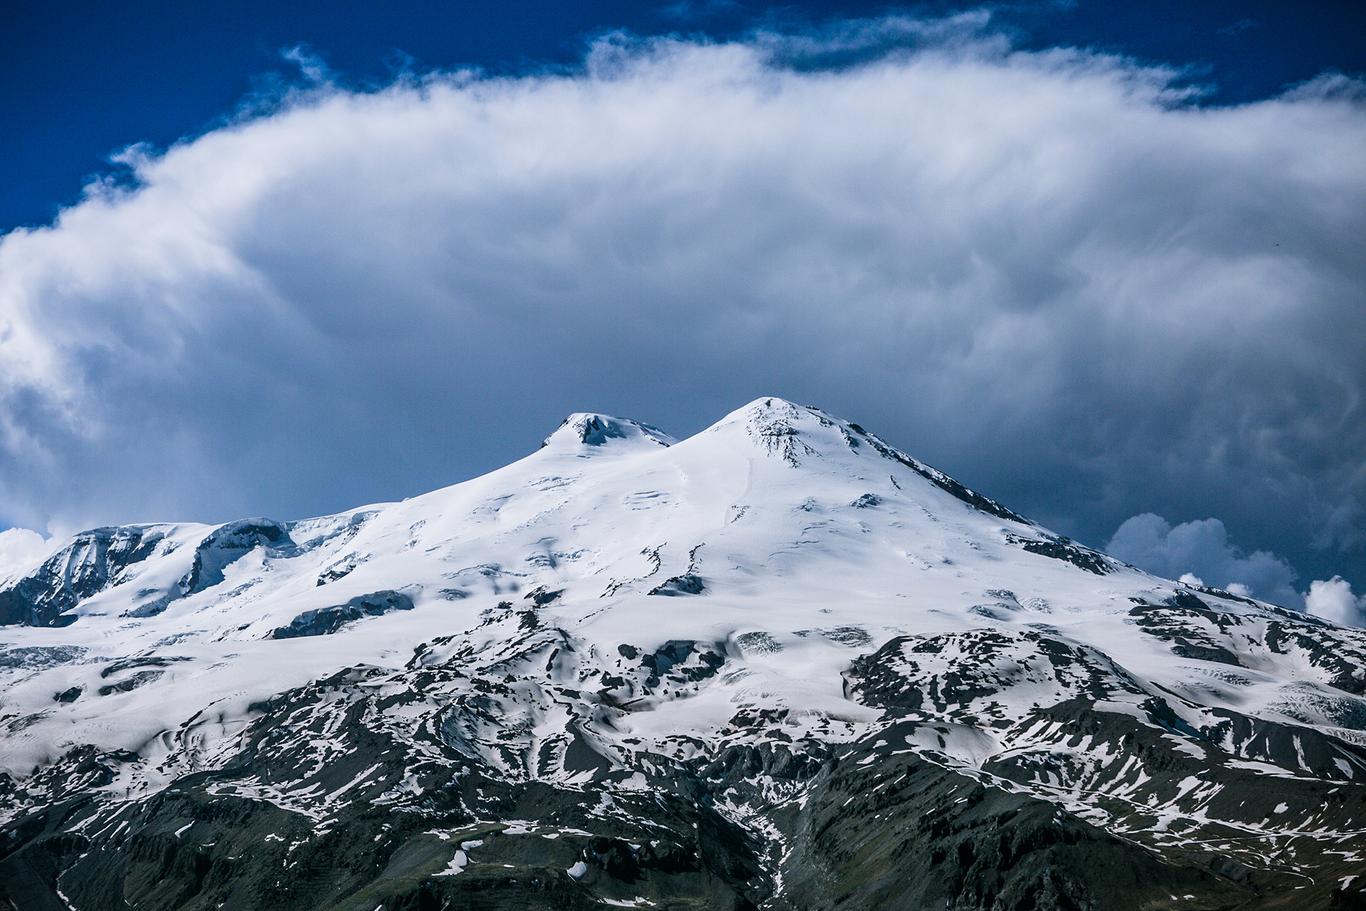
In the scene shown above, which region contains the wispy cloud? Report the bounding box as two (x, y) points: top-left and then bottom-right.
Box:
(659, 0), (741, 24)
(1218, 18), (1259, 38)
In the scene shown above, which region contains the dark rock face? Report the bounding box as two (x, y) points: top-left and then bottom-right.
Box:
(53, 686), (82, 704)
(270, 590), (416, 639)
(0, 519), (301, 628)
(6, 631), (1361, 911)
(845, 422), (1033, 525)
(1264, 619), (1366, 695)
(180, 519), (293, 596)
(0, 527), (165, 627)
(634, 640), (725, 688)
(1130, 592), (1366, 693)
(1004, 532), (1115, 574)
(776, 739), (1246, 911)
(570, 415), (628, 446)
(96, 671), (163, 697)
(524, 587), (563, 607)
(648, 574), (706, 596)
(543, 414), (673, 448)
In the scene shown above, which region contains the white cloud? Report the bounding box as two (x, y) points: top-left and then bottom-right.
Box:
(1108, 513), (1366, 624)
(0, 528), (54, 582)
(1304, 576), (1366, 628)
(0, 15), (1363, 593)
(1106, 514), (1303, 608)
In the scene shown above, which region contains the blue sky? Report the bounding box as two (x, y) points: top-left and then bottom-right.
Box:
(1, 2), (1364, 619)
(4, 1), (1362, 232)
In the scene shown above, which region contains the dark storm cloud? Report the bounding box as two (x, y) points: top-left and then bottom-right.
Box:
(0, 17), (1363, 599)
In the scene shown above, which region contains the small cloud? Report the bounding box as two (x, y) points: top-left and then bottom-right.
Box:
(282, 45), (332, 85)
(0, 527), (53, 581)
(1304, 576), (1366, 628)
(1218, 18), (1259, 38)
(659, 0), (739, 23)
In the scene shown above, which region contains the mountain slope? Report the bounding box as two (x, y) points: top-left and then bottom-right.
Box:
(2, 398), (1364, 910)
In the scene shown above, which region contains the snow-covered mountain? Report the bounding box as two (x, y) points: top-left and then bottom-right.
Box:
(2, 398), (1364, 910)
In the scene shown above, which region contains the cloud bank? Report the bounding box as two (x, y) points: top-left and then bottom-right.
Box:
(1105, 513), (1366, 627)
(0, 528), (53, 582)
(1, 17), (1363, 596)
(1304, 576), (1366, 628)
(1106, 513), (1303, 608)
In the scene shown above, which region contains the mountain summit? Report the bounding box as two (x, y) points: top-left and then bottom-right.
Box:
(2, 399), (1365, 910)
(540, 412), (677, 451)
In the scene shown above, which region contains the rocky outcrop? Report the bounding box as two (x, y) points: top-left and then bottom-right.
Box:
(0, 527), (165, 627)
(270, 590), (416, 639)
